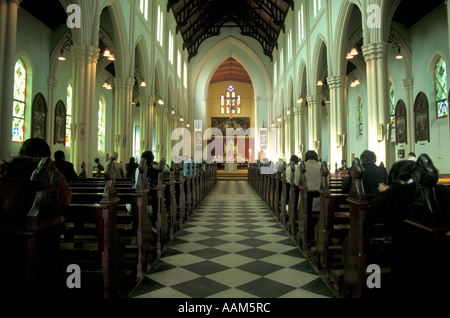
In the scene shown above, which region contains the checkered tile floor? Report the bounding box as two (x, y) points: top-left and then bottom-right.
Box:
(129, 181), (335, 298)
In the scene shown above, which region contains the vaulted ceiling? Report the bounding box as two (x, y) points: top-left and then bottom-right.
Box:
(210, 57), (252, 85)
(168, 0), (293, 62)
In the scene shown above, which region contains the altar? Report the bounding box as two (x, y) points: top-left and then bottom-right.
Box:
(224, 162), (237, 172)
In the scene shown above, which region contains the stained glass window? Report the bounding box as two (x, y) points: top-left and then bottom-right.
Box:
(222, 85), (240, 114)
(435, 57), (448, 118)
(12, 59), (27, 142)
(98, 99), (105, 152)
(358, 98), (363, 135)
(66, 83), (73, 147)
(389, 82), (395, 127)
(220, 95), (225, 114)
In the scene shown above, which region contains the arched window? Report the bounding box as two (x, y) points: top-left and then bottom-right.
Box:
(12, 58), (27, 142)
(220, 85), (240, 115)
(358, 98), (363, 135)
(389, 82), (395, 127)
(66, 83), (73, 147)
(54, 100), (66, 145)
(435, 57), (448, 118)
(31, 93), (47, 139)
(97, 99), (105, 152)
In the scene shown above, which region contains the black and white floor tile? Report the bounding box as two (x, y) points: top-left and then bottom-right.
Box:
(129, 181), (335, 298)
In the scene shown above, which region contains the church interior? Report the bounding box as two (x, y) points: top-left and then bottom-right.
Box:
(1, 0), (450, 301)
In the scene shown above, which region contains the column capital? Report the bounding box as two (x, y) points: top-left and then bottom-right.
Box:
(71, 43), (100, 63)
(47, 77), (58, 90)
(7, 0), (21, 6)
(362, 41), (389, 62)
(327, 75), (347, 89)
(403, 77), (414, 89)
(114, 77), (134, 91)
(139, 95), (153, 107)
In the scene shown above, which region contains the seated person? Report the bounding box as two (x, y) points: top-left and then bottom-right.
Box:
(94, 157), (104, 177)
(141, 150), (159, 188)
(0, 138), (71, 228)
(368, 156), (450, 297)
(342, 150), (387, 194)
(54, 150), (78, 183)
(106, 151), (126, 178)
(284, 155), (300, 185)
(337, 159), (348, 173)
(125, 157), (139, 178)
(304, 150), (322, 212)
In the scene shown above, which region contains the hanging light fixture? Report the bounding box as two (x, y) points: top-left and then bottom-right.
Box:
(140, 80), (147, 87)
(297, 97), (304, 104)
(58, 48), (66, 61)
(350, 48), (358, 56)
(103, 49), (111, 58)
(396, 48), (403, 60)
(350, 78), (360, 88)
(317, 79), (323, 86)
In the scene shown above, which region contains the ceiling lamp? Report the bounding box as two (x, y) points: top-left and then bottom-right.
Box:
(58, 50), (66, 61)
(157, 98), (164, 105)
(350, 48), (358, 56)
(103, 49), (111, 57)
(140, 81), (147, 87)
(350, 78), (360, 88)
(346, 53), (354, 60)
(317, 79), (323, 86)
(396, 48), (403, 60)
(297, 97), (304, 104)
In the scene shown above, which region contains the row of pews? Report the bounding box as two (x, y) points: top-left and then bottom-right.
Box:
(249, 156), (450, 298)
(0, 158), (217, 298)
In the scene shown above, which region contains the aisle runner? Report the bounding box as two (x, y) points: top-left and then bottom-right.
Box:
(130, 181), (334, 298)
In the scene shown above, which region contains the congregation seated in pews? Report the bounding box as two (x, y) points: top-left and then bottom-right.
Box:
(0, 140), (217, 298)
(249, 150), (450, 298)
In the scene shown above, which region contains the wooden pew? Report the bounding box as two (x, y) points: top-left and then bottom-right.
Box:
(313, 161), (350, 282)
(0, 157), (66, 296)
(272, 163), (282, 221)
(61, 162), (123, 298)
(287, 162), (300, 238)
(339, 158), (379, 298)
(279, 161), (287, 228)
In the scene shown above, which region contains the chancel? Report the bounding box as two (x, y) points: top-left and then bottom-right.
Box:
(0, 0), (450, 301)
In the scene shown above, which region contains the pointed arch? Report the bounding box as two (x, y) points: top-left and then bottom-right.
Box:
(31, 93), (47, 139)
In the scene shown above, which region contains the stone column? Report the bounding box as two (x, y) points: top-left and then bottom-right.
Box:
(154, 104), (163, 160)
(0, 0), (20, 158)
(71, 44), (100, 176)
(113, 77), (134, 164)
(46, 77), (58, 144)
(294, 103), (303, 157)
(328, 75), (347, 170)
(403, 77), (415, 154)
(139, 95), (152, 155)
(306, 95), (320, 154)
(362, 42), (389, 164)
